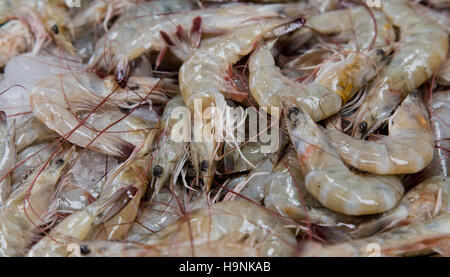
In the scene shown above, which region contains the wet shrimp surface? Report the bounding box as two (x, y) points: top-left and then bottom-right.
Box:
(0, 0), (449, 257)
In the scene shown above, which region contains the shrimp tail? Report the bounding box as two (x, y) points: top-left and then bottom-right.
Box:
(159, 16), (202, 62)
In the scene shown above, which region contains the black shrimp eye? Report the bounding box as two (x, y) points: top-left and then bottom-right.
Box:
(153, 165), (163, 177)
(358, 122), (368, 134)
(288, 107), (300, 120)
(200, 160), (208, 172)
(79, 245), (91, 255)
(376, 49), (385, 57)
(54, 158), (64, 167)
(51, 25), (59, 34)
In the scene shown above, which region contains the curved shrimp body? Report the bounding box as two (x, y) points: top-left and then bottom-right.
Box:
(286, 105), (404, 215)
(352, 0), (449, 138)
(26, 186), (138, 257)
(285, 6), (395, 53)
(301, 213), (450, 257)
(0, 20), (34, 68)
(0, 112), (15, 205)
(0, 0), (74, 55)
(88, 3), (304, 83)
(29, 73), (170, 157)
(249, 41), (390, 120)
(0, 146), (74, 257)
(353, 176), (449, 239)
(142, 200), (297, 257)
(180, 18), (303, 190)
(326, 92), (434, 175)
(150, 96), (188, 195)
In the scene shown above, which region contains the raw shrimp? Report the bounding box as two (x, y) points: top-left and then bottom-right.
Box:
(127, 185), (207, 242)
(89, 132), (157, 240)
(141, 200), (298, 257)
(326, 92), (434, 175)
(353, 176), (449, 238)
(0, 146), (74, 257)
(426, 90), (450, 178)
(0, 111), (15, 205)
(12, 143), (55, 187)
(70, 0), (146, 33)
(351, 0), (448, 138)
(88, 3), (304, 85)
(285, 6), (395, 53)
(0, 0), (75, 55)
(150, 96), (188, 196)
(14, 114), (57, 152)
(27, 186), (138, 257)
(30, 72), (175, 157)
(0, 20), (33, 68)
(249, 41), (391, 120)
(127, 186), (185, 242)
(72, 240), (261, 257)
(286, 104), (404, 215)
(264, 150), (363, 229)
(180, 18), (303, 190)
(300, 213), (450, 257)
(225, 158), (275, 203)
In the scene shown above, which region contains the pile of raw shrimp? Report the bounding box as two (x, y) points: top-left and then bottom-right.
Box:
(0, 0), (449, 257)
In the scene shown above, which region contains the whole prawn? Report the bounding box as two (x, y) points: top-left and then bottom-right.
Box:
(351, 0), (448, 138)
(326, 91), (434, 175)
(30, 72), (175, 157)
(180, 18), (304, 190)
(286, 104), (404, 215)
(88, 3), (304, 86)
(0, 145), (74, 257)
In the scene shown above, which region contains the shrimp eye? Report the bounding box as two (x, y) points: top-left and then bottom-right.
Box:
(51, 25), (59, 34)
(288, 107), (300, 121)
(153, 165), (163, 177)
(200, 160), (208, 171)
(54, 158), (65, 167)
(80, 245), (91, 255)
(376, 49), (385, 57)
(358, 122), (367, 134)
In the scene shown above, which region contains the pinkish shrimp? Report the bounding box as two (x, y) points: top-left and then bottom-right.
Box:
(0, 20), (33, 68)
